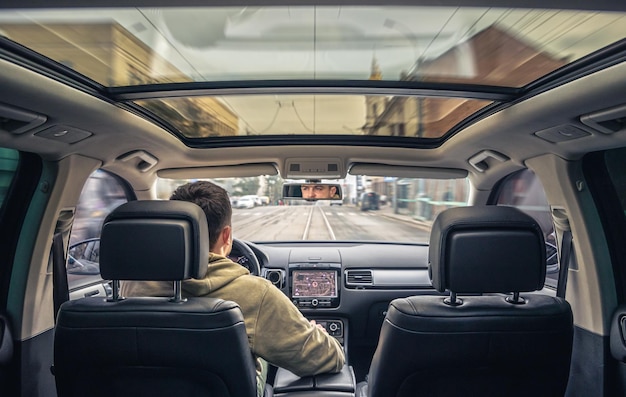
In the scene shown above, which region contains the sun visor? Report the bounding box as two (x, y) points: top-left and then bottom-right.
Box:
(158, 163), (278, 179)
(349, 163), (467, 179)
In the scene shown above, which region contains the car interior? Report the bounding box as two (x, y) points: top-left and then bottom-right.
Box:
(0, 0), (626, 396)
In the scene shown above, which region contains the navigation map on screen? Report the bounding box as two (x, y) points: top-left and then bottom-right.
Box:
(292, 270), (337, 298)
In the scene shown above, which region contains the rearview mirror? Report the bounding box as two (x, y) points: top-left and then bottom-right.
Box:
(282, 183), (343, 200)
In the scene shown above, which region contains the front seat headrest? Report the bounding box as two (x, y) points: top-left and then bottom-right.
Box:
(99, 200), (209, 281)
(429, 206), (546, 294)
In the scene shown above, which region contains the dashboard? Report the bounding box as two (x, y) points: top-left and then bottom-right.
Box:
(231, 240), (433, 379)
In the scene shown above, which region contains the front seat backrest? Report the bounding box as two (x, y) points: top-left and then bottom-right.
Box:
(367, 206), (573, 397)
(54, 200), (257, 397)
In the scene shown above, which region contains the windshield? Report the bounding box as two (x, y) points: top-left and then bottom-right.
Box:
(157, 175), (469, 243)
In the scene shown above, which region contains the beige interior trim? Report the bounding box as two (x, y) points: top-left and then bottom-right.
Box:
(527, 154), (617, 335)
(349, 163), (468, 179)
(158, 163), (278, 179)
(16, 155), (101, 340)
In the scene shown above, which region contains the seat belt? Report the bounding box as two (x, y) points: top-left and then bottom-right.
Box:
(52, 232), (69, 322)
(552, 208), (572, 299)
(556, 230), (572, 299)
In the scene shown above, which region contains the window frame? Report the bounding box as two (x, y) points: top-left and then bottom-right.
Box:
(67, 169), (134, 292)
(0, 149), (42, 308)
(583, 150), (626, 302)
(488, 168), (560, 290)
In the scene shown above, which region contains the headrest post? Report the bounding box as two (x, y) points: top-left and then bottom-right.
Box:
(170, 280), (187, 303)
(444, 291), (463, 306)
(506, 291), (526, 305)
(108, 280), (125, 302)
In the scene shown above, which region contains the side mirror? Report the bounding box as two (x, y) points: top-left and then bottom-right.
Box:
(67, 238), (101, 275)
(282, 183), (343, 201)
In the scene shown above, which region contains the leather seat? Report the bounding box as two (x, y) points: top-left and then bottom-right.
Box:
(53, 200), (258, 397)
(366, 206), (573, 397)
(0, 313), (13, 392)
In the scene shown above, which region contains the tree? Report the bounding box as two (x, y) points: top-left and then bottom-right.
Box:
(233, 177), (260, 196)
(264, 175), (284, 204)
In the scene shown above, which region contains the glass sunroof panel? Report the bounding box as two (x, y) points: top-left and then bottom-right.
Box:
(0, 6), (624, 88)
(135, 95), (492, 139)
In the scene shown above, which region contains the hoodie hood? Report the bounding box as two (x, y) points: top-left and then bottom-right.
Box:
(120, 253), (250, 298)
(182, 253), (250, 296)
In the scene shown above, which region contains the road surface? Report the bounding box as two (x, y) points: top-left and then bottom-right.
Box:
(232, 204), (430, 242)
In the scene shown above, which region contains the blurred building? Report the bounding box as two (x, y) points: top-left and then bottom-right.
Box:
(364, 25), (567, 138)
(0, 22), (238, 137)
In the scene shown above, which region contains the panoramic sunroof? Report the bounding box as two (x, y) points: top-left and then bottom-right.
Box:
(0, 6), (624, 140)
(1, 6), (623, 87)
(136, 95), (492, 139)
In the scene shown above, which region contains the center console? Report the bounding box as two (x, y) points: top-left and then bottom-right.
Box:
(289, 264), (341, 309)
(287, 249), (347, 351)
(273, 364), (356, 397)
(273, 250), (353, 396)
(312, 318), (344, 344)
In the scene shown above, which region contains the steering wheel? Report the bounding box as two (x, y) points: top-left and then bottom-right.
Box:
(231, 238), (261, 276)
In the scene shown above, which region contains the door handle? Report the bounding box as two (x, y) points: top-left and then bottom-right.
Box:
(84, 290), (100, 297)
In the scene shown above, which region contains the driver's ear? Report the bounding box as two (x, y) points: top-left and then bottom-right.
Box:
(221, 225), (232, 245)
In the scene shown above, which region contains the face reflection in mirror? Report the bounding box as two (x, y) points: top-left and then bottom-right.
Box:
(301, 184), (338, 199)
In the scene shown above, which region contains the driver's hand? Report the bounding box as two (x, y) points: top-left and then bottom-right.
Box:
(310, 320), (327, 334)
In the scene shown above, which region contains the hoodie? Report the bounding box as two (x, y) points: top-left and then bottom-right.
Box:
(120, 253), (345, 388)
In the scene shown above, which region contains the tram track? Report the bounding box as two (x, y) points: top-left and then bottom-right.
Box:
(302, 205), (336, 241)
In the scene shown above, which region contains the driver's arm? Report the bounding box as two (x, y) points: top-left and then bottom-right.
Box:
(252, 283), (345, 377)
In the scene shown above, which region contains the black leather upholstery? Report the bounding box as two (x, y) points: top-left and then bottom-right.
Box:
(54, 200), (258, 397)
(367, 206), (573, 397)
(0, 313), (13, 391)
(273, 364), (356, 394)
(429, 205), (546, 293)
(100, 200), (210, 281)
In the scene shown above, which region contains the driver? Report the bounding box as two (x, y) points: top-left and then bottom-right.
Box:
(301, 183), (338, 199)
(121, 181), (345, 396)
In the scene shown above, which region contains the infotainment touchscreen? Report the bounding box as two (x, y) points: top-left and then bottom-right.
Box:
(292, 270), (338, 298)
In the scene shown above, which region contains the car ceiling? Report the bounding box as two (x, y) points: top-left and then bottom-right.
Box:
(0, 0), (625, 193)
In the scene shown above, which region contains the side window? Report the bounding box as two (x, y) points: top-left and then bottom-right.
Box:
(0, 148), (19, 210)
(585, 148), (626, 301)
(494, 169), (558, 288)
(604, 149), (626, 217)
(0, 148), (19, 287)
(68, 170), (130, 290)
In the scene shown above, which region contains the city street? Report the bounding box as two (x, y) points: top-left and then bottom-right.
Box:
(232, 204), (431, 242)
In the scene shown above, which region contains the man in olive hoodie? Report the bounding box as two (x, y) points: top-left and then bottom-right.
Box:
(121, 181), (345, 396)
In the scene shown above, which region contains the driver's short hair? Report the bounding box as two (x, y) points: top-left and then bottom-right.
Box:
(170, 181), (232, 250)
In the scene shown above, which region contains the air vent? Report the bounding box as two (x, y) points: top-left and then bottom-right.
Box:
(346, 270), (373, 286)
(264, 269), (285, 289)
